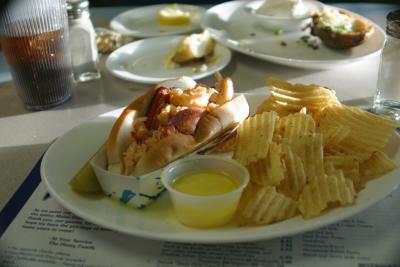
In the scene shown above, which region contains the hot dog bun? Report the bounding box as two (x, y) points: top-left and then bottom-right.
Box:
(132, 133), (196, 176)
(106, 89), (156, 173)
(106, 76), (249, 176)
(195, 94), (249, 143)
(107, 77), (196, 173)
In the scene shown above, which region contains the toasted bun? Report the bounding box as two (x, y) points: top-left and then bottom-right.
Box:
(106, 88), (156, 172)
(130, 94), (249, 175)
(132, 133), (196, 176)
(107, 76), (197, 173)
(195, 94), (249, 143)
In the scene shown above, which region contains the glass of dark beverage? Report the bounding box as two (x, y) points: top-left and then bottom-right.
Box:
(0, 0), (74, 111)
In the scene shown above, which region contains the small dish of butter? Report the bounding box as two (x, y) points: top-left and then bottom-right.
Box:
(161, 155), (249, 228)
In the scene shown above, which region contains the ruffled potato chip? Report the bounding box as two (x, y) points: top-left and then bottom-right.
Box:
(298, 171), (356, 219)
(246, 142), (285, 186)
(237, 183), (298, 226)
(278, 143), (307, 199)
(360, 151), (396, 184)
(315, 105), (397, 161)
(275, 112), (316, 141)
(288, 133), (324, 182)
(324, 155), (361, 190)
(265, 78), (340, 115)
(256, 97), (293, 117)
(234, 111), (278, 165)
(318, 124), (351, 150)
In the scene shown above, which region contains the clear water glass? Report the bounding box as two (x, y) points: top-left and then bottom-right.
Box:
(373, 10), (400, 122)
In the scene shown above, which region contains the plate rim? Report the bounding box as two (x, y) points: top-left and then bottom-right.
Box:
(40, 92), (400, 243)
(110, 4), (206, 38)
(105, 35), (232, 84)
(201, 0), (385, 69)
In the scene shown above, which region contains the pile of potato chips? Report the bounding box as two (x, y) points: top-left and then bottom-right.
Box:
(232, 78), (397, 225)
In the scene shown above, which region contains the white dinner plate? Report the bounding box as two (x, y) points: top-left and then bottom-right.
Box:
(201, 0), (385, 69)
(41, 93), (400, 243)
(105, 35), (232, 84)
(110, 4), (205, 38)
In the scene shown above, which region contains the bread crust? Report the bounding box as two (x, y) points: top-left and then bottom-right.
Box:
(106, 88), (157, 170)
(132, 133), (196, 176)
(195, 94), (249, 143)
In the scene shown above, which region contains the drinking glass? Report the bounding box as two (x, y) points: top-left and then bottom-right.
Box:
(0, 0), (75, 111)
(372, 10), (400, 121)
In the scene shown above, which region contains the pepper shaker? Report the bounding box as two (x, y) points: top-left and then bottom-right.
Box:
(67, 0), (101, 82)
(372, 10), (400, 121)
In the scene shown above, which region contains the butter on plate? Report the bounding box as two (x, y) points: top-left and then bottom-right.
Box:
(159, 4), (191, 26)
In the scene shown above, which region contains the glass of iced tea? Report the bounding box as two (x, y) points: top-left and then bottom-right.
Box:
(0, 0), (74, 111)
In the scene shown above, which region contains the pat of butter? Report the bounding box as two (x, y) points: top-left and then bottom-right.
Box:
(159, 4), (191, 26)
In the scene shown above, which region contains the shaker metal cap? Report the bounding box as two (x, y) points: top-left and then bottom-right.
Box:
(386, 9), (400, 38)
(67, 0), (90, 19)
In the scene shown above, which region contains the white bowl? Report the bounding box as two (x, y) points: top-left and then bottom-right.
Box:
(244, 0), (325, 32)
(90, 145), (164, 209)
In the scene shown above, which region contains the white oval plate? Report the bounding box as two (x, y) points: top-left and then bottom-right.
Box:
(105, 35), (232, 84)
(41, 93), (400, 243)
(110, 4), (205, 38)
(201, 0), (385, 69)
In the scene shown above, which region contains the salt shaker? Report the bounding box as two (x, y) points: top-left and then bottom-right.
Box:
(67, 0), (101, 82)
(372, 10), (400, 121)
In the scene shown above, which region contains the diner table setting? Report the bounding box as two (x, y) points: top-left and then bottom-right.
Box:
(1, 0), (400, 266)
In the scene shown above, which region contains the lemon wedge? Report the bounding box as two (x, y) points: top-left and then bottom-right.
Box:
(159, 4), (191, 26)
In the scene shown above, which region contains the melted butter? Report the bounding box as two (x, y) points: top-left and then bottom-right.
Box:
(172, 171), (240, 196)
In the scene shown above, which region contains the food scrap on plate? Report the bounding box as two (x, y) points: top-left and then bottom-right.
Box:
(95, 28), (134, 54)
(310, 8), (373, 49)
(166, 30), (217, 73)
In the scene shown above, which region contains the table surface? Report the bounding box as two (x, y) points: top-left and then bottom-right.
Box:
(0, 2), (398, 212)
